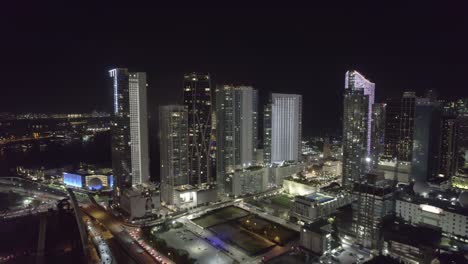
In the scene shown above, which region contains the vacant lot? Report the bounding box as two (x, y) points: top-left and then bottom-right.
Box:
(237, 215), (298, 246)
(210, 223), (275, 255)
(192, 206), (250, 228)
(270, 195), (292, 208)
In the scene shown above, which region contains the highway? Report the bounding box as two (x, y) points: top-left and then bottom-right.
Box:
(83, 204), (174, 264)
(87, 220), (114, 264)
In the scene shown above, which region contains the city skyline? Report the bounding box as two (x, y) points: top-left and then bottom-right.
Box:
(3, 4), (468, 136)
(2, 4), (468, 264)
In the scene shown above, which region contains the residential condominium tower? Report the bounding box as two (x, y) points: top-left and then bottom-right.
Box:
(109, 69), (150, 201)
(264, 93), (302, 164)
(216, 85), (258, 194)
(183, 73), (212, 186)
(412, 97), (441, 182)
(342, 70), (375, 188)
(159, 105), (189, 205)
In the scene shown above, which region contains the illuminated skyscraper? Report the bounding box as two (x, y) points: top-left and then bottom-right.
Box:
(382, 92), (416, 162)
(183, 73), (212, 185)
(397, 92), (416, 162)
(159, 105), (189, 205)
(216, 85), (258, 194)
(109, 69), (149, 202)
(371, 103), (386, 168)
(264, 93), (302, 164)
(342, 70), (375, 187)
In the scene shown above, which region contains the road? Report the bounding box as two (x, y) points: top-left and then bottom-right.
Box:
(87, 220), (114, 264)
(83, 204), (173, 264)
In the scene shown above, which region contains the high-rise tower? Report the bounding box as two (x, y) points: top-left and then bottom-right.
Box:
(411, 97), (441, 182)
(183, 73), (212, 186)
(216, 85), (258, 194)
(109, 68), (149, 202)
(159, 105), (189, 205)
(342, 70), (375, 188)
(263, 93), (302, 164)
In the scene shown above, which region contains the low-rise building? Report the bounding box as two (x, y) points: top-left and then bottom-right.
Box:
(120, 187), (161, 220)
(227, 167), (269, 197)
(395, 191), (468, 242)
(171, 184), (218, 210)
(377, 160), (411, 183)
(268, 162), (305, 187)
(300, 220), (331, 255)
(321, 159), (342, 177)
(283, 179), (320, 196)
(382, 221), (440, 264)
(63, 172), (113, 191)
(291, 192), (352, 224)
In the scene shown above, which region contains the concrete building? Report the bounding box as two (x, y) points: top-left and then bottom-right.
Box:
(216, 85), (258, 195)
(183, 73), (212, 185)
(120, 188), (161, 219)
(109, 68), (150, 217)
(395, 190), (468, 242)
(322, 159), (342, 177)
(291, 192), (352, 224)
(342, 71), (375, 188)
(159, 105), (189, 207)
(352, 174), (395, 250)
(377, 160), (411, 183)
(283, 179), (320, 196)
(264, 93), (302, 164)
(300, 220), (331, 255)
(226, 167), (269, 197)
(268, 162), (305, 187)
(382, 221), (441, 264)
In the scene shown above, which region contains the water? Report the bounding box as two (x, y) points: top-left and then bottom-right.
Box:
(0, 132), (111, 176)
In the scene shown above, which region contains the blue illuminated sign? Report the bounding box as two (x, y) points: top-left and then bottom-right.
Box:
(63, 173), (83, 188)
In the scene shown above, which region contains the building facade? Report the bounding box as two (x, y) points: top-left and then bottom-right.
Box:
(264, 93), (302, 164)
(291, 192), (352, 224)
(342, 71), (375, 188)
(183, 73), (212, 185)
(371, 103), (386, 168)
(159, 105), (189, 206)
(397, 92), (416, 162)
(352, 175), (395, 250)
(395, 196), (468, 242)
(412, 97), (441, 182)
(109, 68), (150, 206)
(216, 85), (258, 195)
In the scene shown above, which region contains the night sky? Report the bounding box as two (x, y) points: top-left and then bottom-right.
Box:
(2, 3), (468, 136)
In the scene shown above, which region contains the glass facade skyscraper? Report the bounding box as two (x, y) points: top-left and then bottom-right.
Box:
(183, 73), (212, 186)
(342, 70), (375, 188)
(159, 105), (189, 205)
(411, 97), (441, 182)
(109, 68), (149, 203)
(215, 85), (258, 194)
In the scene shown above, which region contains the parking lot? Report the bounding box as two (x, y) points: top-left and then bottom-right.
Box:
(320, 244), (370, 263)
(158, 226), (234, 264)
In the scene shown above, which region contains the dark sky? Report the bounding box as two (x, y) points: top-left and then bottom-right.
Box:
(1, 3), (468, 136)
